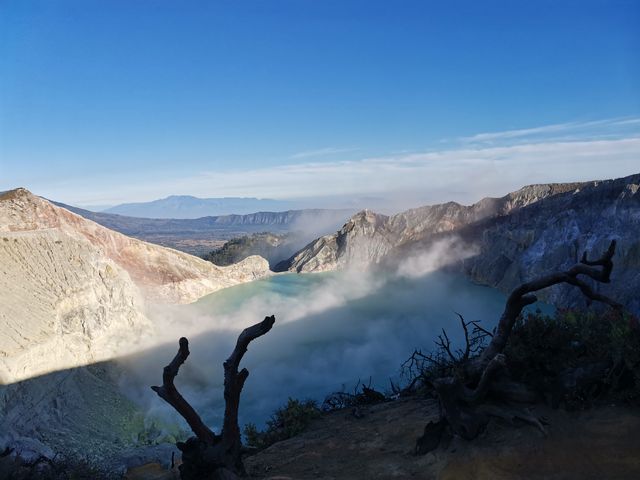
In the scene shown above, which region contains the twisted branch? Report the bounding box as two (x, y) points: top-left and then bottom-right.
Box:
(151, 337), (217, 444)
(222, 315), (276, 445)
(151, 315), (276, 477)
(478, 240), (622, 368)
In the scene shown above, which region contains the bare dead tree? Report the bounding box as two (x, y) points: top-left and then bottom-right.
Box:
(416, 240), (623, 454)
(152, 315), (276, 480)
(151, 337), (217, 445)
(472, 240), (621, 375)
(401, 314), (493, 395)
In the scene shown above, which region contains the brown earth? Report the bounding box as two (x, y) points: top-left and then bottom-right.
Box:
(244, 397), (640, 480)
(125, 396), (640, 480)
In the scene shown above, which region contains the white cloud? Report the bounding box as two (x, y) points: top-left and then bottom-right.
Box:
(459, 117), (640, 144)
(24, 118), (640, 208)
(461, 121), (583, 143)
(176, 136), (640, 205)
(289, 147), (360, 159)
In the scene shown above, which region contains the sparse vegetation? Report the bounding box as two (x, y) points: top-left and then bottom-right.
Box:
(203, 232), (290, 267)
(506, 308), (640, 408)
(401, 314), (493, 394)
(243, 398), (321, 450)
(321, 379), (387, 412)
(399, 240), (635, 455)
(403, 308), (640, 408)
(243, 380), (390, 451)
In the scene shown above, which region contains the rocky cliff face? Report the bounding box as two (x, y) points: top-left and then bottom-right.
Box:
(2, 189), (271, 304)
(277, 175), (640, 313)
(0, 188), (271, 384)
(204, 232), (296, 267)
(458, 175), (640, 313)
(277, 181), (588, 273)
(275, 210), (394, 272)
(0, 227), (149, 385)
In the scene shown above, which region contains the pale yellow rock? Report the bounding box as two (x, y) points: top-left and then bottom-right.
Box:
(0, 188), (271, 383)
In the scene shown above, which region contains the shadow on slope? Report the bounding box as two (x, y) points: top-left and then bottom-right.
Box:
(1, 268), (551, 475)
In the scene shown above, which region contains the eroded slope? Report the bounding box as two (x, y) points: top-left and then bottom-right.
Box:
(0, 188), (271, 383)
(278, 181), (587, 273)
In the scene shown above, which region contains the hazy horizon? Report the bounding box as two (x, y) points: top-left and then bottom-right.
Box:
(7, 157), (640, 215)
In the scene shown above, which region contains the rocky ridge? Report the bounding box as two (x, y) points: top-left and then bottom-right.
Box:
(53, 201), (353, 256)
(0, 188), (271, 384)
(277, 175), (640, 313)
(277, 181), (587, 273)
(55, 203), (352, 233)
(456, 175), (640, 313)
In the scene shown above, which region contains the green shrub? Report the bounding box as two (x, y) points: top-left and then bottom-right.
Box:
(243, 398), (321, 450)
(506, 308), (640, 407)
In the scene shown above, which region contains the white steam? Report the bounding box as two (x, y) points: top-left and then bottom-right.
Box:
(116, 240), (513, 432)
(396, 237), (479, 278)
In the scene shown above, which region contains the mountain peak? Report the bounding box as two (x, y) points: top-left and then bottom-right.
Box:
(0, 187), (34, 201)
(350, 209), (388, 224)
(280, 174), (640, 281)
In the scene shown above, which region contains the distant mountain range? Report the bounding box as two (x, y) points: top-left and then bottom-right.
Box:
(95, 193), (408, 219)
(102, 195), (300, 218)
(51, 201), (354, 256)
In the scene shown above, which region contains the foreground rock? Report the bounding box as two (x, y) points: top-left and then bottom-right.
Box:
(245, 397), (640, 480)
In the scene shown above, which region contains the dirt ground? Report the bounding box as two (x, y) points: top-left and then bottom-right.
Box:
(122, 396), (640, 480)
(244, 397), (640, 480)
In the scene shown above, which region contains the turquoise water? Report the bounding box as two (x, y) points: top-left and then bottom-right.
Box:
(130, 270), (551, 430)
(192, 271), (340, 316)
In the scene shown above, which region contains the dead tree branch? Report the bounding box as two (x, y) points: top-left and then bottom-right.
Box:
(221, 315), (276, 462)
(414, 239), (623, 455)
(457, 313), (471, 362)
(460, 353), (506, 404)
(151, 315), (276, 479)
(476, 239), (622, 372)
(436, 328), (456, 363)
(470, 320), (493, 338)
(151, 337), (218, 445)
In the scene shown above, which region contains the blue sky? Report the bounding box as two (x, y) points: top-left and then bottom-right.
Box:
(1, 0), (639, 207)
